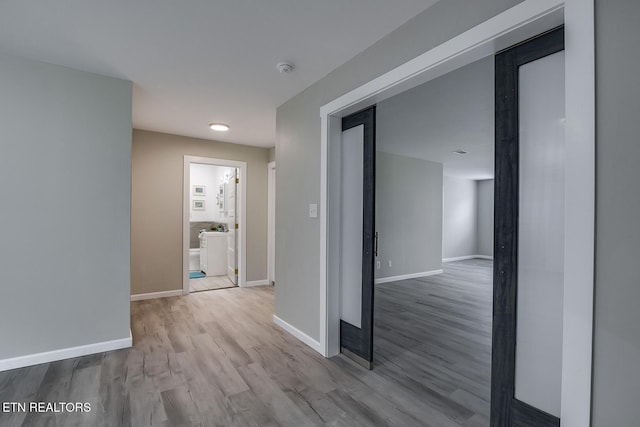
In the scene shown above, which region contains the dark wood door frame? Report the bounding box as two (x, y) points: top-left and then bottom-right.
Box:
(491, 26), (564, 427)
(339, 106), (376, 369)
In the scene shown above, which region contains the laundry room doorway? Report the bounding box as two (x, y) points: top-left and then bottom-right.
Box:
(182, 156), (247, 293)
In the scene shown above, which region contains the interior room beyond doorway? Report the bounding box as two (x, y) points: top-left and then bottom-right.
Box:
(372, 54), (496, 420)
(187, 162), (238, 293)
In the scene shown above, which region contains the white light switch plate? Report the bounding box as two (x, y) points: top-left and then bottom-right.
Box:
(309, 204), (318, 218)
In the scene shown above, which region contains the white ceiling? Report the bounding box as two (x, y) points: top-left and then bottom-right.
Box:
(377, 56), (494, 180)
(0, 0), (439, 148)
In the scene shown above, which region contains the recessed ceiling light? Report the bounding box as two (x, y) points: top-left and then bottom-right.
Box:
(453, 149), (469, 155)
(209, 123), (230, 132)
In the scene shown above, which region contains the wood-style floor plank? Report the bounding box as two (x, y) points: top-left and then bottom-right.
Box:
(190, 275), (236, 293)
(0, 259), (493, 426)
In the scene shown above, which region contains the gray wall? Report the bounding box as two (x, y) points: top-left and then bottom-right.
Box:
(268, 147), (276, 163)
(376, 152), (443, 280)
(442, 177), (494, 259)
(442, 176), (478, 259)
(275, 0), (523, 340)
(0, 53), (132, 359)
(131, 129), (270, 295)
(477, 179), (494, 257)
(592, 0), (640, 424)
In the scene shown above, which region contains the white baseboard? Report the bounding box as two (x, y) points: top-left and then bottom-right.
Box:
(442, 254), (494, 263)
(0, 332), (132, 372)
(273, 315), (322, 354)
(374, 269), (443, 285)
(131, 289), (184, 301)
(243, 279), (270, 287)
(442, 255), (476, 262)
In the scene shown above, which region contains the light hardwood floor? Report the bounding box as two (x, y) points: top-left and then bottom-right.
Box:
(190, 275), (236, 292)
(0, 259), (492, 426)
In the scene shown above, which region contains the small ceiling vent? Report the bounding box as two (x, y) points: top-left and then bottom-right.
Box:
(452, 149), (469, 155)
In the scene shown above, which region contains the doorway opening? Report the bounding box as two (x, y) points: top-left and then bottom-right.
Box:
(336, 30), (565, 424)
(322, 2), (594, 424)
(188, 163), (237, 292)
(369, 53), (497, 422)
(183, 156), (247, 293)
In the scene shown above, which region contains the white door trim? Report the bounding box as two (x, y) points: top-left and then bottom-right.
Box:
(318, 1), (594, 425)
(183, 156), (247, 292)
(560, 1), (595, 425)
(267, 161), (276, 285)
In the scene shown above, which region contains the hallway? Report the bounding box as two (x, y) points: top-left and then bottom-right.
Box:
(0, 260), (492, 426)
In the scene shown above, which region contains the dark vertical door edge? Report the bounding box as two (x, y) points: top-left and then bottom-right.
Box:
(491, 27), (564, 427)
(340, 106), (376, 369)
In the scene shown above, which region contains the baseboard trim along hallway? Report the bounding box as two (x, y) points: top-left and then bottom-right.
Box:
(374, 269), (444, 285)
(244, 279), (270, 287)
(442, 255), (494, 263)
(273, 314), (322, 353)
(130, 289), (184, 301)
(0, 333), (132, 372)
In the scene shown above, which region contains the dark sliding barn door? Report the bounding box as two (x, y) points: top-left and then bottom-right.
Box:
(492, 27), (565, 426)
(339, 106), (376, 369)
